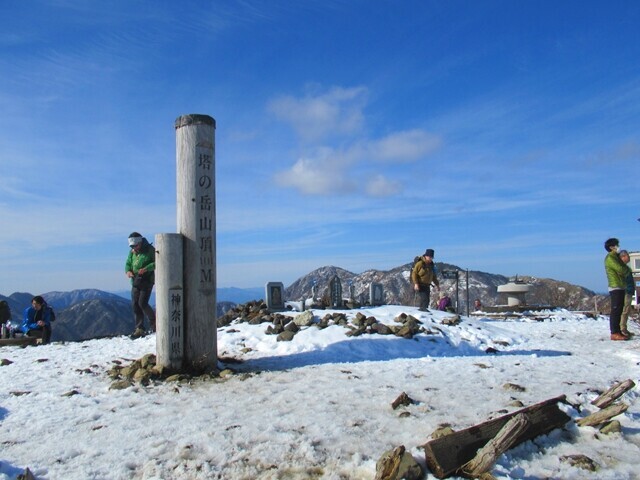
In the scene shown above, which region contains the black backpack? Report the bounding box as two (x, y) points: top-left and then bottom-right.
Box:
(0, 300), (10, 323)
(46, 304), (56, 322)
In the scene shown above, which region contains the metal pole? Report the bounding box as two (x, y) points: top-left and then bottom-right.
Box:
(466, 269), (470, 315)
(455, 270), (460, 314)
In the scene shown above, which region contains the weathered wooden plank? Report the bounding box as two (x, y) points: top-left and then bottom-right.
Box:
(462, 413), (530, 477)
(576, 402), (628, 427)
(591, 379), (635, 409)
(421, 395), (569, 479)
(0, 336), (39, 348)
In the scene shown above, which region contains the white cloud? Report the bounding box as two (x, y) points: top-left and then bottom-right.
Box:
(365, 174), (401, 197)
(268, 86), (368, 141)
(369, 129), (442, 162)
(274, 152), (353, 195)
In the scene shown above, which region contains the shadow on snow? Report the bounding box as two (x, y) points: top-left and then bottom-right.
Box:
(227, 335), (571, 373)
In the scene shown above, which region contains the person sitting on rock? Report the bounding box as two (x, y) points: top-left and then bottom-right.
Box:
(20, 295), (53, 344)
(437, 293), (454, 312)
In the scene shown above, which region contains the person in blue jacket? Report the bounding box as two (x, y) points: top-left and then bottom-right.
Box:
(21, 295), (53, 344)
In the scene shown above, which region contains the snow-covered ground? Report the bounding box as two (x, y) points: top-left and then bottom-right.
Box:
(1, 306), (639, 479)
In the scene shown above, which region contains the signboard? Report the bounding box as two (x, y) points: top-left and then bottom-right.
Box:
(442, 270), (458, 280)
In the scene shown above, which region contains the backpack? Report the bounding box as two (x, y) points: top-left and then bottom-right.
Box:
(46, 305), (56, 322)
(410, 256), (423, 283)
(0, 300), (10, 323)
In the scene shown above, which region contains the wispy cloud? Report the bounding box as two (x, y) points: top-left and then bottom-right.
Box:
(368, 129), (442, 162)
(365, 175), (401, 197)
(274, 153), (354, 195)
(268, 86), (368, 141)
(269, 86), (442, 196)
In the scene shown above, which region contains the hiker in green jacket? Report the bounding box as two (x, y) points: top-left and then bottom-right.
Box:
(125, 232), (156, 338)
(618, 250), (635, 337)
(604, 238), (630, 341)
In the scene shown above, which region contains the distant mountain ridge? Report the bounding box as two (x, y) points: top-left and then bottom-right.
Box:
(1, 263), (606, 343)
(284, 262), (605, 312)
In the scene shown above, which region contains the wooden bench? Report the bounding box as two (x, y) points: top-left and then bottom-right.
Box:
(0, 336), (40, 348)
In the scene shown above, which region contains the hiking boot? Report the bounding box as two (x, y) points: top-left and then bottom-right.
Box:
(610, 333), (629, 341)
(621, 330), (633, 337)
(130, 328), (146, 339)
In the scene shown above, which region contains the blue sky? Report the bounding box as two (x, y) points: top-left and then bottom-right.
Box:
(1, 0), (638, 295)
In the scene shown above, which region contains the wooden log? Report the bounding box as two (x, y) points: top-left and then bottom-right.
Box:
(0, 336), (38, 348)
(591, 379), (635, 409)
(462, 413), (530, 477)
(576, 402), (628, 427)
(421, 395), (570, 479)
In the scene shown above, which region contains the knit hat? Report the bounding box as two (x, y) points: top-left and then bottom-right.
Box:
(604, 238), (619, 252)
(424, 248), (435, 258)
(128, 232), (143, 247)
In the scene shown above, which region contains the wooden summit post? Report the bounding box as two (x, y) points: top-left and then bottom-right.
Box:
(155, 233), (184, 371)
(175, 114), (217, 372)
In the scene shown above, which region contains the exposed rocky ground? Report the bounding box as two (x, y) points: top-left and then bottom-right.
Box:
(1, 263), (607, 343)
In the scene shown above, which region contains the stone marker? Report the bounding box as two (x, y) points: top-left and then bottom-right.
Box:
(330, 275), (343, 308)
(370, 283), (384, 306)
(265, 282), (285, 311)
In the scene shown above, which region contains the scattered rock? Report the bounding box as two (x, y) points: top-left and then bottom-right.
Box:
(17, 468), (35, 480)
(345, 326), (366, 337)
(140, 353), (156, 369)
(431, 424), (455, 439)
(441, 315), (460, 326)
(508, 399), (525, 408)
(599, 420), (622, 435)
(375, 445), (423, 480)
(109, 379), (132, 390)
(560, 454), (598, 471)
(1, 358), (13, 366)
(277, 330), (296, 342)
(265, 324), (283, 335)
(391, 392), (415, 410)
(10, 391), (30, 396)
(474, 363), (491, 369)
(371, 323), (392, 335)
(293, 310), (314, 327)
(352, 312), (368, 326)
(62, 389), (80, 397)
(133, 367), (152, 385)
(284, 321), (300, 333)
(502, 383), (526, 392)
